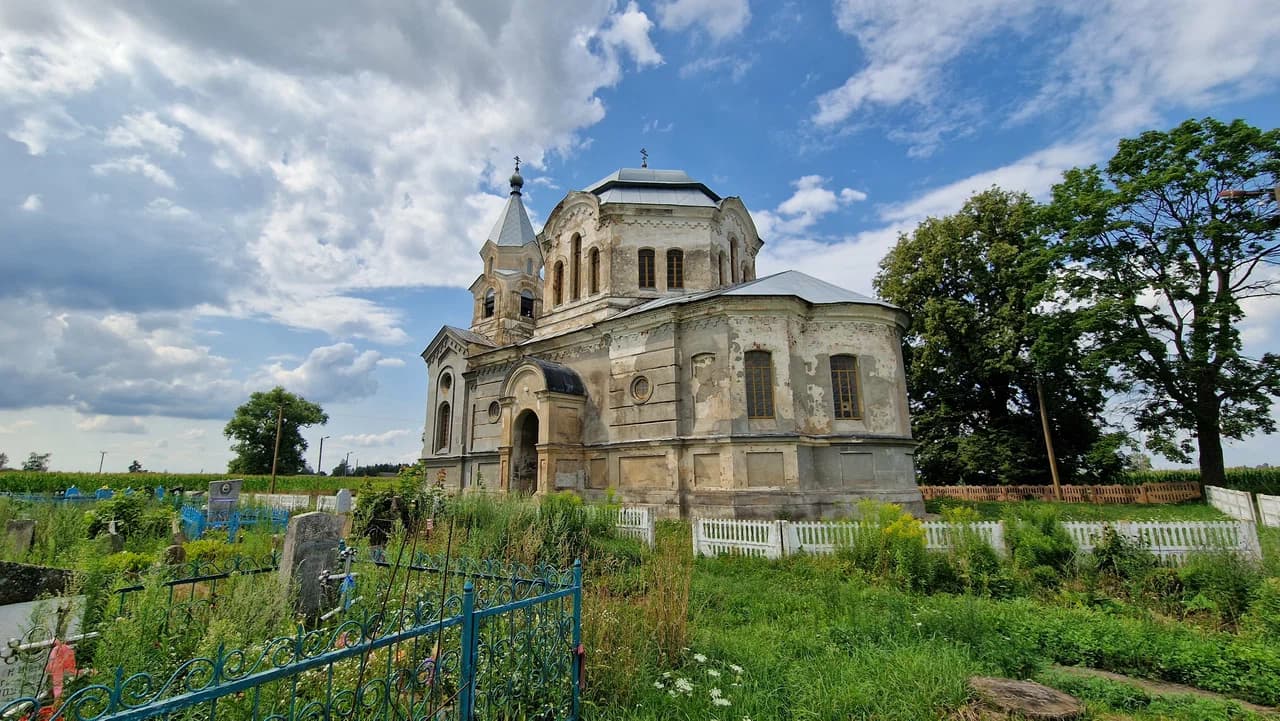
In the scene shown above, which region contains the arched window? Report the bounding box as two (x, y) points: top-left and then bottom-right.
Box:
(520, 290), (535, 318)
(741, 263), (751, 282)
(666, 249), (684, 289)
(588, 247), (600, 294)
(436, 402), (451, 452)
(526, 258), (533, 275)
(483, 288), (495, 318)
(571, 233), (582, 300)
(637, 249), (656, 289)
(744, 350), (774, 418)
(714, 251), (722, 285)
(830, 355), (861, 419)
(730, 237), (740, 283)
(553, 262), (564, 306)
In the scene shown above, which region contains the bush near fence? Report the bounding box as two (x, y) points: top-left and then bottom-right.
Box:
(919, 482), (1201, 504)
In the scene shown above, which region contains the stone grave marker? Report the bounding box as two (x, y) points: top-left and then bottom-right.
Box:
(277, 512), (343, 616)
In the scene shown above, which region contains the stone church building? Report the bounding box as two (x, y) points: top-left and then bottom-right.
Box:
(419, 164), (923, 518)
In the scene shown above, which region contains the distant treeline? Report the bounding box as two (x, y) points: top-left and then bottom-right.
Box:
(0, 471), (374, 495)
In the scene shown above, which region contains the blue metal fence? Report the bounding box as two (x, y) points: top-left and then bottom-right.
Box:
(2, 557), (583, 721)
(179, 504), (290, 541)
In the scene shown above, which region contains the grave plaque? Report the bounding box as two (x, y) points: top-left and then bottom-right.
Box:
(208, 479), (242, 525)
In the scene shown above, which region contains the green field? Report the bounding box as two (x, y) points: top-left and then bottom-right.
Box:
(925, 497), (1229, 522)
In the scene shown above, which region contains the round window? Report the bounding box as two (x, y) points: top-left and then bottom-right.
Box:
(488, 401), (501, 422)
(630, 376), (652, 403)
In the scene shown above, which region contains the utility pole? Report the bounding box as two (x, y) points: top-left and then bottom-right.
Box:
(344, 451), (352, 477)
(97, 451), (106, 474)
(1035, 377), (1063, 501)
(316, 435), (330, 493)
(269, 404), (284, 495)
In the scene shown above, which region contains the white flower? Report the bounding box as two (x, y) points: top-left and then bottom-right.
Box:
(662, 671), (673, 678)
(915, 622), (922, 627)
(713, 697), (732, 707)
(674, 677), (694, 693)
(707, 668), (721, 677)
(654, 681), (664, 689)
(668, 689), (677, 697)
(729, 664), (743, 674)
(710, 688), (723, 698)
(694, 653), (707, 663)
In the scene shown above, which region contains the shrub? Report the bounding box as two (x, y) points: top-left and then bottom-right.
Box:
(938, 506), (1007, 596)
(1243, 578), (1280, 641)
(1005, 506), (1076, 585)
(836, 501), (930, 591)
(1091, 525), (1156, 580)
(1178, 551), (1261, 625)
(87, 494), (172, 540)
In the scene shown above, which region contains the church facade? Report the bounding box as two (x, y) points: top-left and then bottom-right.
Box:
(419, 165), (923, 518)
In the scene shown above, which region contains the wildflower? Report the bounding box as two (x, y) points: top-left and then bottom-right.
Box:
(694, 653), (707, 663)
(915, 622), (922, 627)
(713, 697), (732, 707)
(674, 677), (693, 694)
(662, 671), (672, 678)
(654, 681), (664, 689)
(710, 688), (723, 698)
(707, 668), (721, 677)
(668, 690), (677, 697)
(729, 664), (743, 674)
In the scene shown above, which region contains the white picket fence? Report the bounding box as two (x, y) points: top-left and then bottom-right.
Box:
(1258, 494), (1280, 528)
(692, 517), (1261, 564)
(248, 493), (312, 510)
(614, 506), (656, 547)
(1205, 485), (1257, 522)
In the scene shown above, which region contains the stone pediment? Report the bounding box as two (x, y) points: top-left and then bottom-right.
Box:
(421, 325), (495, 364)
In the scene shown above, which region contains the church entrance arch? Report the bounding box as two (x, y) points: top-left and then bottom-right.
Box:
(511, 409), (539, 494)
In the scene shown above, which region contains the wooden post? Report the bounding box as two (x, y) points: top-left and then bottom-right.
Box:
(269, 405), (283, 496)
(1035, 377), (1063, 501)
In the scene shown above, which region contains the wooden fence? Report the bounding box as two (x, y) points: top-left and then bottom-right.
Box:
(692, 516), (1260, 565)
(919, 482), (1201, 504)
(1205, 485), (1258, 522)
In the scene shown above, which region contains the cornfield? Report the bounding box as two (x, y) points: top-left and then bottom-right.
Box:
(0, 471), (371, 494)
(1122, 468), (1280, 495)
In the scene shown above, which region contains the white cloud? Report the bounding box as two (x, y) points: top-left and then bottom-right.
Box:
(678, 54), (753, 82)
(0, 419), (36, 434)
(254, 343), (386, 403)
(600, 2), (664, 67)
(20, 194), (41, 211)
(376, 357), (406, 368)
(76, 415), (148, 434)
(754, 174), (867, 239)
(144, 197), (197, 221)
(105, 111), (184, 154)
(657, 0), (752, 41)
(91, 155), (176, 188)
(7, 106), (83, 155)
(339, 429), (413, 447)
(177, 428), (207, 441)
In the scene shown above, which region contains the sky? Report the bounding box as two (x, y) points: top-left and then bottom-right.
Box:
(1, 0), (1279, 474)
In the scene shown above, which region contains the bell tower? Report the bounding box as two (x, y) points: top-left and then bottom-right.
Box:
(469, 158), (543, 345)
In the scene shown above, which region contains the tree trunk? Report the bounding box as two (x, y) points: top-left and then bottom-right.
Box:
(1195, 395), (1226, 487)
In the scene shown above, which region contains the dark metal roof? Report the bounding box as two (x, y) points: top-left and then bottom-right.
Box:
(611, 270), (900, 321)
(526, 357), (586, 395)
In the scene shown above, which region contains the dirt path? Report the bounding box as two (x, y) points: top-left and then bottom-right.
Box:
(1050, 665), (1279, 716)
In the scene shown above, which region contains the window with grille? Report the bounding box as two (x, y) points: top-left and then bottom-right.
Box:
(831, 355), (860, 419)
(744, 350), (774, 418)
(667, 249), (684, 289)
(436, 402), (451, 452)
(553, 262), (564, 305)
(589, 248), (600, 294)
(638, 249), (655, 289)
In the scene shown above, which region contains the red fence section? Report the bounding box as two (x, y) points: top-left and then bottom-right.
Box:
(919, 482), (1201, 504)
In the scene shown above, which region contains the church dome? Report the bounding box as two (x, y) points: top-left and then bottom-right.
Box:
(584, 167), (721, 207)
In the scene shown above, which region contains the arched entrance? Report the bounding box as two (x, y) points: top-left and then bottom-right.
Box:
(511, 409), (539, 494)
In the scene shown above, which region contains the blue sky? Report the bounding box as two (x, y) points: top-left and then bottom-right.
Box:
(1, 0), (1279, 474)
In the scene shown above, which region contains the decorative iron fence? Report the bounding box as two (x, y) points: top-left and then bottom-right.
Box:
(179, 504), (290, 540)
(2, 558), (583, 721)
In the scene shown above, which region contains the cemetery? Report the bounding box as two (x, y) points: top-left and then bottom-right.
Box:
(0, 476), (1278, 720)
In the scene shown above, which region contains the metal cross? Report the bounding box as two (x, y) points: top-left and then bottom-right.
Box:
(640, 148), (648, 168)
(513, 155), (521, 173)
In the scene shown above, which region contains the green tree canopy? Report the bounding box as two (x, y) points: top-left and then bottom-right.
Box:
(1048, 117), (1280, 486)
(224, 387), (328, 475)
(22, 452), (50, 471)
(875, 188), (1127, 486)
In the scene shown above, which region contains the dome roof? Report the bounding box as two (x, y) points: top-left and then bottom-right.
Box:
(584, 167), (721, 207)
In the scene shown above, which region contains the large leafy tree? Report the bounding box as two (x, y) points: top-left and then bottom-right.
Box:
(224, 387), (328, 475)
(1049, 118), (1280, 486)
(875, 188), (1126, 486)
(22, 452), (50, 471)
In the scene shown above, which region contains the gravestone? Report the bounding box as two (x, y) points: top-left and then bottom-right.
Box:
(208, 480), (242, 526)
(277, 512), (343, 616)
(6, 520), (35, 556)
(162, 544), (187, 565)
(335, 488), (353, 513)
(170, 517), (187, 545)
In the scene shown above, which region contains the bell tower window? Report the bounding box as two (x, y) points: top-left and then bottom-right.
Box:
(589, 248), (600, 295)
(520, 290), (535, 318)
(666, 249), (684, 289)
(638, 249), (656, 289)
(571, 233), (582, 300)
(553, 262), (564, 306)
(483, 288), (495, 318)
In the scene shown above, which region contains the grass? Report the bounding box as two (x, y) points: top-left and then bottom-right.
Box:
(926, 497), (1229, 522)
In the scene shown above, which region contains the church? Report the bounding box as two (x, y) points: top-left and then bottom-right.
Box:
(419, 162), (924, 518)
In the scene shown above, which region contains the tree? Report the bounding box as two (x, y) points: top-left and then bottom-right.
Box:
(22, 452), (51, 471)
(0, 452), (7, 470)
(224, 387), (328, 475)
(331, 459), (350, 477)
(875, 188), (1127, 486)
(1049, 117), (1280, 486)
(128, 460), (144, 473)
